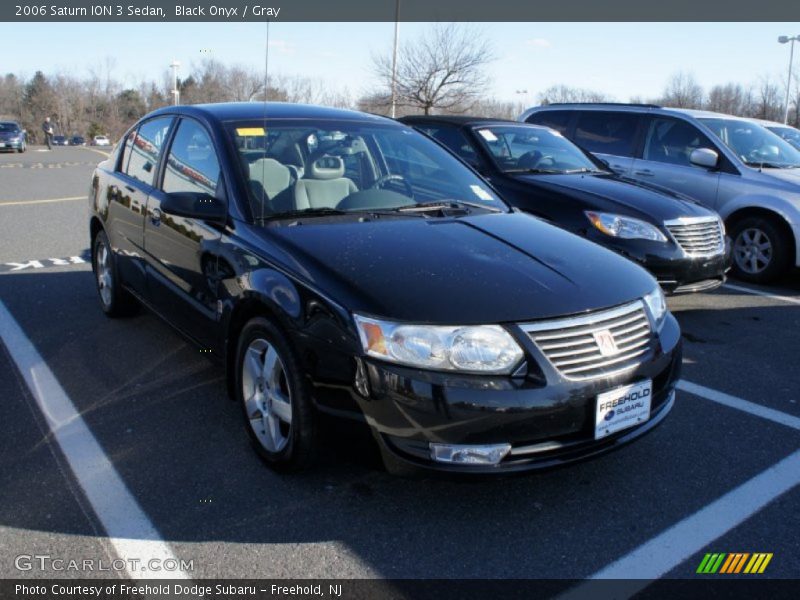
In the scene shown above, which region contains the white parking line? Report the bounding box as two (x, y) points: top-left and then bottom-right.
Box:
(0, 300), (189, 580)
(679, 380), (800, 432)
(722, 283), (800, 306)
(558, 449), (800, 599)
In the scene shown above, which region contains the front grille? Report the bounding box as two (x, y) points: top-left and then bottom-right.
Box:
(665, 217), (724, 257)
(521, 301), (652, 381)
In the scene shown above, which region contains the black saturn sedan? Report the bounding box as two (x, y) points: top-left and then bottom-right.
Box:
(89, 103), (682, 474)
(400, 116), (731, 295)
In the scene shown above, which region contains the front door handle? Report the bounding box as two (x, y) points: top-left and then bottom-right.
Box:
(150, 207), (162, 225)
(634, 169), (654, 177)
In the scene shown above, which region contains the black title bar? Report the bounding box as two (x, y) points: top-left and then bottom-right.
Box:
(3, 0), (800, 22)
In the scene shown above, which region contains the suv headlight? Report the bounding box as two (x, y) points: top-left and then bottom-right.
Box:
(586, 211), (667, 242)
(354, 315), (524, 374)
(643, 286), (667, 328)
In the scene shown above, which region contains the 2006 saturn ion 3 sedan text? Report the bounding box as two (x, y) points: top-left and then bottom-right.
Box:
(89, 103), (682, 474)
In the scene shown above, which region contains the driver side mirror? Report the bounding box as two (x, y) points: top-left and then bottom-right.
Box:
(689, 148), (719, 169)
(161, 191), (227, 223)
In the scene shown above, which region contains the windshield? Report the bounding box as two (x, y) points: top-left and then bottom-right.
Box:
(0, 123), (20, 133)
(226, 120), (506, 220)
(768, 126), (800, 150)
(472, 125), (601, 174)
(699, 118), (800, 168)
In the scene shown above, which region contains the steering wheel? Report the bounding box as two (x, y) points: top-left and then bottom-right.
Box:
(518, 151), (554, 170)
(372, 174), (414, 198)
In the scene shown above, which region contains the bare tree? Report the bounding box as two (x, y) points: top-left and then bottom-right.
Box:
(538, 84), (611, 105)
(753, 76), (783, 121)
(372, 23), (494, 115)
(706, 83), (752, 116)
(659, 72), (704, 109)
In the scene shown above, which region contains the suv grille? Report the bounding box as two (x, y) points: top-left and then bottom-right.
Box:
(665, 217), (724, 257)
(521, 301), (652, 381)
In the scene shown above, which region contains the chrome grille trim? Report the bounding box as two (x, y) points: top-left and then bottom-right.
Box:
(665, 216), (724, 257)
(520, 300), (652, 381)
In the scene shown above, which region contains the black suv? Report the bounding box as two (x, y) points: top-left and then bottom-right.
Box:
(89, 103), (681, 474)
(401, 116), (731, 294)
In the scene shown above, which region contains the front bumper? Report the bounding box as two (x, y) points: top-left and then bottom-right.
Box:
(355, 312), (682, 473)
(0, 140), (23, 150)
(596, 234), (732, 295)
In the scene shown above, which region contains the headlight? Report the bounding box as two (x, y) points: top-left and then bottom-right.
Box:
(586, 211), (667, 242)
(354, 315), (524, 374)
(9, 137), (20, 142)
(643, 286), (667, 328)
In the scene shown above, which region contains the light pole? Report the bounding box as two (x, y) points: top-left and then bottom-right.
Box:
(170, 59), (181, 106)
(390, 0), (400, 118)
(778, 35), (799, 124)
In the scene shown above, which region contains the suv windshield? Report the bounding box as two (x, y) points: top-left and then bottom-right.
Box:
(699, 118), (800, 168)
(473, 125), (601, 174)
(226, 120), (506, 220)
(0, 122), (20, 133)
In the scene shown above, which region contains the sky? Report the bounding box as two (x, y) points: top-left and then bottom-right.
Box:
(4, 22), (800, 104)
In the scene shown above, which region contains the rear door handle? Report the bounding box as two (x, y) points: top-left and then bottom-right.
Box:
(125, 185), (135, 193)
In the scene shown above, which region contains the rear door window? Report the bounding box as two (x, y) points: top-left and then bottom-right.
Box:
(125, 117), (173, 187)
(573, 111), (640, 157)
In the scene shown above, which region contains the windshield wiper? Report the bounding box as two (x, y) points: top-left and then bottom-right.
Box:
(743, 161), (798, 169)
(505, 168), (564, 174)
(562, 168), (608, 174)
(259, 207), (348, 222)
(397, 200), (502, 214)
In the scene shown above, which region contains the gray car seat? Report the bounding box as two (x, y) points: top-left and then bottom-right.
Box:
(249, 158), (296, 213)
(294, 156), (357, 210)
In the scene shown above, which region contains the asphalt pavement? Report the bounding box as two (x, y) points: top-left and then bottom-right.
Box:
(0, 145), (798, 587)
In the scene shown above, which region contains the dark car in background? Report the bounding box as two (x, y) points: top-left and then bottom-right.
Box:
(52, 135), (68, 146)
(0, 120), (26, 153)
(70, 135), (86, 146)
(89, 102), (681, 474)
(400, 116), (730, 294)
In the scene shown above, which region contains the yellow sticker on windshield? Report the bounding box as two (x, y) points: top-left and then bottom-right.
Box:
(236, 127), (265, 136)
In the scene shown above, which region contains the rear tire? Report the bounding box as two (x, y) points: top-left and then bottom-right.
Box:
(92, 230), (138, 317)
(235, 317), (317, 472)
(730, 216), (791, 284)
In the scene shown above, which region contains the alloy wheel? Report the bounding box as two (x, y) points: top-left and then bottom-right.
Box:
(241, 338), (293, 453)
(733, 227), (772, 275)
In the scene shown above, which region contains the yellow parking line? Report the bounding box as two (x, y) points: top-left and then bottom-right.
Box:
(85, 147), (111, 158)
(0, 196), (84, 207)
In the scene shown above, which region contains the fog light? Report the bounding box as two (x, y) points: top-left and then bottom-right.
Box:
(429, 443), (511, 466)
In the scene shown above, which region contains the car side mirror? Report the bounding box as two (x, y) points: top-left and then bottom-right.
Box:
(161, 191), (227, 223)
(689, 148), (719, 169)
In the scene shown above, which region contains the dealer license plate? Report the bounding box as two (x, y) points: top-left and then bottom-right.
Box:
(0, 143), (6, 147)
(594, 379), (652, 440)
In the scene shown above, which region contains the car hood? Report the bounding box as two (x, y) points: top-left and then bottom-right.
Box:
(260, 212), (656, 324)
(511, 172), (712, 222)
(760, 167), (800, 187)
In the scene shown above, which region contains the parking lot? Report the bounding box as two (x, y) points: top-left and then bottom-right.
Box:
(0, 146), (798, 589)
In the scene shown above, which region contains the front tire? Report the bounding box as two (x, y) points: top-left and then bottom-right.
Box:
(92, 230), (138, 317)
(730, 216), (791, 283)
(17, 142), (25, 153)
(235, 317), (317, 472)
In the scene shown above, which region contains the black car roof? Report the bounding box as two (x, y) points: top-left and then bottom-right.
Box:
(146, 102), (396, 125)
